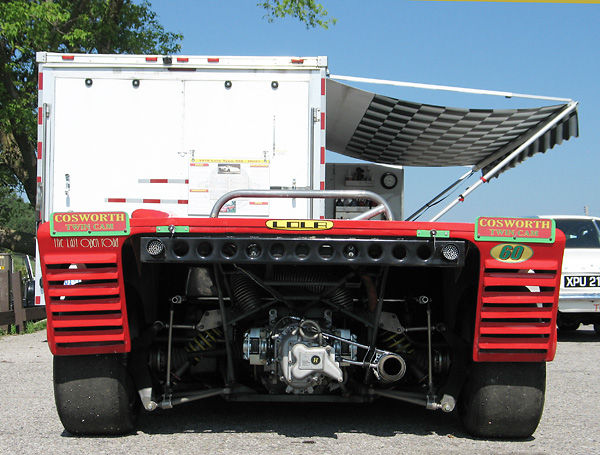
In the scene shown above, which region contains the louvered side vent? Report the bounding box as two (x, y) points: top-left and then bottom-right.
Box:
(45, 254), (129, 355)
(475, 263), (559, 362)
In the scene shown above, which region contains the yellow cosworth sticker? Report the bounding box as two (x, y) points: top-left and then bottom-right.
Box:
(266, 220), (334, 231)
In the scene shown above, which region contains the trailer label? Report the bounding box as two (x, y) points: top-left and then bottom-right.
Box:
(266, 220), (334, 231)
(51, 212), (129, 237)
(475, 217), (555, 243)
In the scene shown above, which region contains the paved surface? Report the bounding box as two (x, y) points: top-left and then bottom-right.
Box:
(1, 327), (599, 455)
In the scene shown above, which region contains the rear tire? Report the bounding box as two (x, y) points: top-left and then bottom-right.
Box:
(594, 323), (600, 336)
(54, 354), (140, 435)
(459, 362), (546, 439)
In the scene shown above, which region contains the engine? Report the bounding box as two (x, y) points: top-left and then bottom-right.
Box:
(243, 314), (358, 394)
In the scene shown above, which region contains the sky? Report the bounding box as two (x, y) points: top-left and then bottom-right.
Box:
(149, 0), (599, 223)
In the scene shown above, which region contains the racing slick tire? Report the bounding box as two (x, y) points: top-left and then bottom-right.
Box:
(54, 354), (140, 435)
(459, 361), (546, 439)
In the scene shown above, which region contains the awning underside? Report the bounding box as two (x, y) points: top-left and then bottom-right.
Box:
(326, 79), (578, 176)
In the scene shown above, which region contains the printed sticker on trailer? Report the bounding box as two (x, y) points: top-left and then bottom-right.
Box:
(475, 217), (555, 244)
(50, 212), (129, 237)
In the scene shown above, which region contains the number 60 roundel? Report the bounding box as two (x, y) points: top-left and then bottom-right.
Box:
(490, 243), (534, 263)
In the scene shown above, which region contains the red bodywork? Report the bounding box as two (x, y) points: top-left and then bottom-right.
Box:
(37, 212), (565, 362)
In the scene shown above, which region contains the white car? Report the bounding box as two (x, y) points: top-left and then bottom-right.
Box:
(543, 215), (600, 335)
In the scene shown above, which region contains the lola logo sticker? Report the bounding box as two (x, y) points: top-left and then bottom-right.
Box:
(266, 220), (334, 231)
(490, 244), (534, 263)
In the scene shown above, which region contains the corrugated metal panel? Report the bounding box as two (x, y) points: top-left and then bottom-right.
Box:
(326, 80), (578, 176)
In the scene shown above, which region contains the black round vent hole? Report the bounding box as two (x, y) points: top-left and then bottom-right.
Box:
(173, 241), (189, 257)
(417, 244), (433, 261)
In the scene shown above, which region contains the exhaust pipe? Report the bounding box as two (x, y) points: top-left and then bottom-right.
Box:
(377, 354), (407, 382)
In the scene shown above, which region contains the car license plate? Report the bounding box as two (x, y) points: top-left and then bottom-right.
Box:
(564, 275), (600, 287)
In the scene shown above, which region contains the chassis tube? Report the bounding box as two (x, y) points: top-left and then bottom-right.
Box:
(209, 189), (395, 220)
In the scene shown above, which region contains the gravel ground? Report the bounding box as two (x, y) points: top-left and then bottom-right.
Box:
(1, 327), (599, 455)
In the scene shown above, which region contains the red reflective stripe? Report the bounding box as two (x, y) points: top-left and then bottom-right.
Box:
(38, 107), (43, 125)
(208, 58), (219, 63)
(107, 198), (126, 203)
(321, 112), (325, 130)
(177, 57), (189, 63)
(62, 55), (74, 60)
(37, 176), (42, 183)
(320, 147), (325, 165)
(320, 181), (325, 190)
(291, 59), (304, 64)
(321, 78), (325, 96)
(36, 296), (41, 305)
(178, 200), (188, 204)
(143, 179), (189, 184)
(37, 142), (42, 159)
(143, 199), (161, 204)
(146, 57), (158, 62)
(39, 72), (43, 90)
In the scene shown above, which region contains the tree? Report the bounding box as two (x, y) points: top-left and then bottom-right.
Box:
(260, 0), (336, 29)
(0, 187), (35, 256)
(0, 0), (333, 254)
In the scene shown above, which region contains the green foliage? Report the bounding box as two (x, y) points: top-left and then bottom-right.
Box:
(259, 0), (336, 29)
(0, 318), (46, 336)
(0, 190), (34, 236)
(0, 188), (35, 255)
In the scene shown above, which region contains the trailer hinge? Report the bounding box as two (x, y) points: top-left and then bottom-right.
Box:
(313, 108), (321, 123)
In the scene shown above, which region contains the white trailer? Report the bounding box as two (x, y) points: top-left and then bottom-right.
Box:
(36, 54), (328, 221)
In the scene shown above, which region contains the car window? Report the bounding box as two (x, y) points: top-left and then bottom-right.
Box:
(555, 219), (600, 248)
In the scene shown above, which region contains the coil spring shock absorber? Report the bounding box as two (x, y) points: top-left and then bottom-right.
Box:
(187, 328), (223, 360)
(380, 333), (415, 355)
